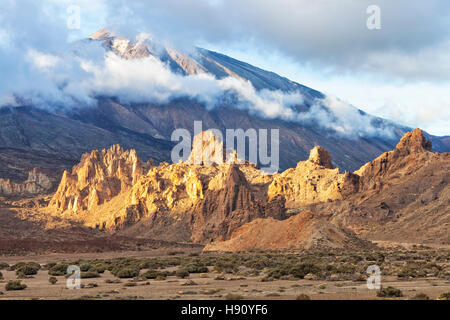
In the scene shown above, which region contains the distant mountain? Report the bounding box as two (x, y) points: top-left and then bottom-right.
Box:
(0, 28), (448, 195)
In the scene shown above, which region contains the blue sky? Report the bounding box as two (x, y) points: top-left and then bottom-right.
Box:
(1, 0), (449, 135)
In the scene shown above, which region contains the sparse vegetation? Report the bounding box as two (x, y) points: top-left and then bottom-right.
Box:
(142, 270), (170, 279)
(438, 292), (450, 300)
(16, 263), (40, 276)
(410, 293), (430, 300)
(49, 263), (69, 276)
(113, 267), (140, 279)
(296, 294), (311, 300)
(5, 280), (27, 291)
(176, 269), (190, 279)
(377, 286), (403, 298)
(0, 248), (447, 299)
(80, 263), (92, 272)
(225, 293), (244, 300)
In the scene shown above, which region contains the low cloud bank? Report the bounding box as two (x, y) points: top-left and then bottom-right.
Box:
(0, 0), (394, 139)
(1, 40), (394, 139)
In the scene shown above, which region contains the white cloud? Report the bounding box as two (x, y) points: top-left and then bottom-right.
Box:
(0, 0), (448, 136)
(81, 51), (303, 120)
(296, 96), (395, 139)
(27, 49), (60, 70)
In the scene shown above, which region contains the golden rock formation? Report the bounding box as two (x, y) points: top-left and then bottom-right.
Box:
(355, 128), (438, 191)
(0, 168), (53, 196)
(44, 128), (448, 248)
(49, 145), (143, 213)
(267, 146), (359, 208)
(48, 131), (267, 233)
(186, 130), (239, 165)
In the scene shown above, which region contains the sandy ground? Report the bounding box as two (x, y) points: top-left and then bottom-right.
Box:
(0, 250), (449, 300)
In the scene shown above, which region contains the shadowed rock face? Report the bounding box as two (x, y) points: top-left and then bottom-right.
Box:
(190, 165), (286, 243)
(356, 128), (437, 192)
(204, 211), (371, 252)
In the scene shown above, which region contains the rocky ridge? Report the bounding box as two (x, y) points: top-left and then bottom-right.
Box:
(0, 168), (53, 196)
(267, 146), (360, 208)
(45, 129), (449, 250)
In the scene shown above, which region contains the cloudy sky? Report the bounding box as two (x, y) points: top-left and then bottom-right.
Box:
(1, 0), (449, 135)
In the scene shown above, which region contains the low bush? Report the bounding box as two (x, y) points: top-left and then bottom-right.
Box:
(296, 294), (311, 300)
(92, 264), (107, 274)
(182, 263), (208, 274)
(5, 280), (27, 291)
(0, 262), (9, 270)
(49, 277), (58, 285)
(113, 267), (139, 279)
(141, 270), (169, 279)
(410, 293), (430, 300)
(225, 293), (244, 300)
(48, 263), (69, 276)
(43, 262), (57, 270)
(214, 261), (239, 274)
(438, 292), (450, 300)
(175, 269), (190, 279)
(80, 263), (92, 272)
(377, 286), (403, 298)
(16, 264), (40, 276)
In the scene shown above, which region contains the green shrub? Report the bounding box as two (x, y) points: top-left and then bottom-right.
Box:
(410, 293), (430, 300)
(291, 263), (320, 278)
(43, 262), (57, 270)
(439, 292), (450, 300)
(0, 262), (9, 270)
(16, 264), (40, 276)
(92, 264), (107, 274)
(141, 270), (171, 279)
(113, 267), (139, 279)
(268, 263), (320, 279)
(48, 263), (69, 276)
(296, 294), (311, 300)
(225, 293), (244, 300)
(377, 286), (403, 298)
(182, 264), (208, 273)
(214, 261), (238, 274)
(176, 269), (190, 279)
(80, 263), (92, 272)
(49, 277), (58, 285)
(5, 280), (27, 291)
(0, 271), (3, 279)
(11, 262), (40, 271)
